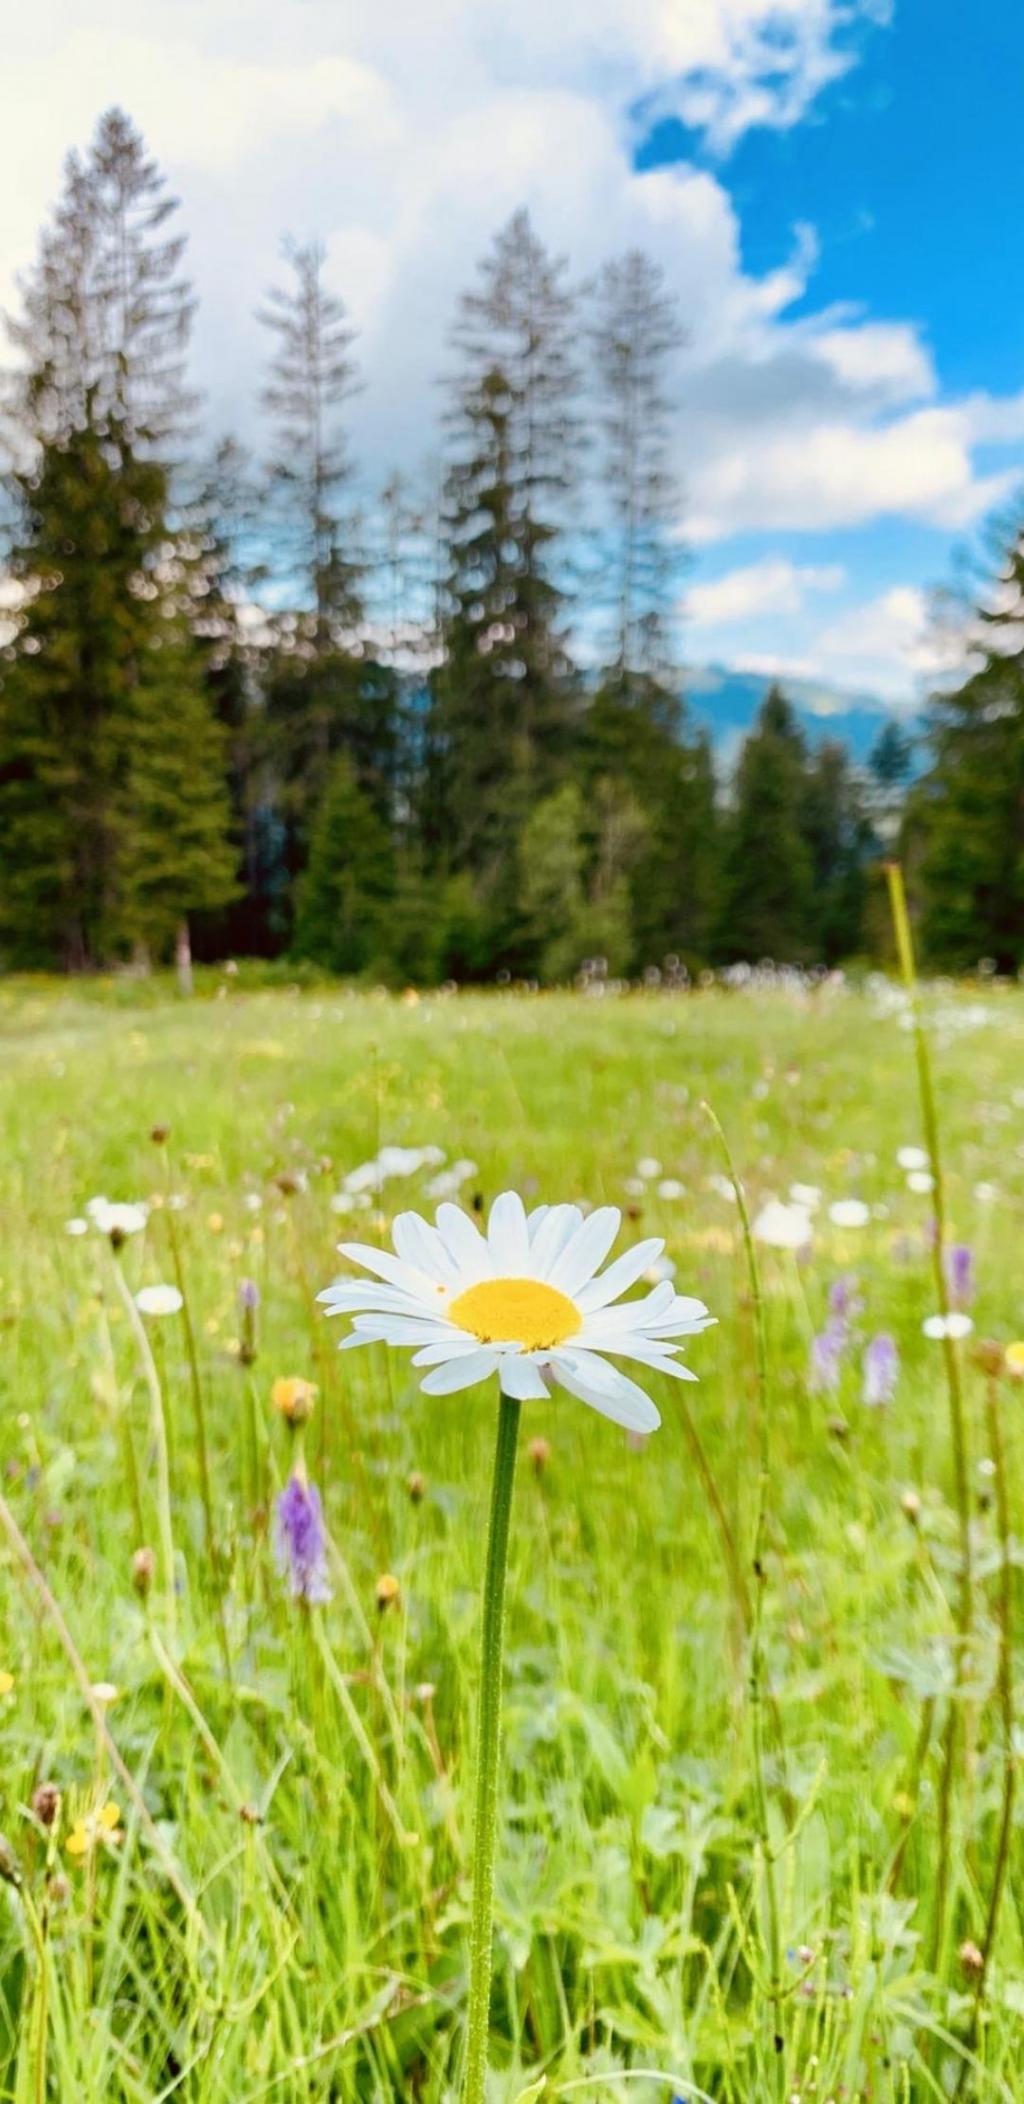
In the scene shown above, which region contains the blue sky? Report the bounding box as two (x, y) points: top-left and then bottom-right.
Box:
(2, 0), (1020, 709)
(631, 0), (1024, 704)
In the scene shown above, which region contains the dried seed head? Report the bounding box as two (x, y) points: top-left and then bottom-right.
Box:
(959, 1939), (984, 1980)
(527, 1436), (551, 1475)
(972, 1337), (1004, 1377)
(900, 1488), (921, 1525)
(149, 1125), (171, 1146)
(375, 1573), (401, 1613)
(407, 1470), (426, 1503)
(131, 1546), (156, 1597)
(31, 1783), (60, 1830)
(0, 1835), (22, 1887)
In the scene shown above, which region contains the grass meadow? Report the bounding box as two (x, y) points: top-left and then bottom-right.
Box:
(0, 966), (1022, 2102)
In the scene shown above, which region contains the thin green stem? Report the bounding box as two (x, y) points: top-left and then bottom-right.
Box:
(701, 1101), (785, 2092)
(109, 1254), (178, 1641)
(463, 1389), (521, 2104)
(161, 1176), (232, 1679)
(885, 862), (972, 1976)
(956, 1374), (1016, 2094)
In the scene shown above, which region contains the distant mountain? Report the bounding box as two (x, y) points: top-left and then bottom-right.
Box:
(684, 663), (923, 769)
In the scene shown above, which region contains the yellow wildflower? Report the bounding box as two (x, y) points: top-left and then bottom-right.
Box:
(66, 1802), (122, 1858)
(271, 1376), (318, 1425)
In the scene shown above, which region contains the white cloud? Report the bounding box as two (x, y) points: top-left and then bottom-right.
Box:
(716, 583), (969, 707)
(686, 405), (1023, 545)
(688, 555), (844, 625)
(0, 0), (1021, 570)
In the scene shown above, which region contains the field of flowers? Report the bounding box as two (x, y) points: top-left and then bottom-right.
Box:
(0, 964), (1022, 2102)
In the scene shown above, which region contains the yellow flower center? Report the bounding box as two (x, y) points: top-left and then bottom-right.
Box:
(449, 1276), (582, 1352)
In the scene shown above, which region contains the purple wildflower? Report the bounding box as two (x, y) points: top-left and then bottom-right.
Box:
(809, 1318), (847, 1395)
(238, 1278), (260, 1312)
(944, 1242), (975, 1310)
(862, 1334), (899, 1408)
(828, 1275), (864, 1323)
(274, 1475), (332, 1605)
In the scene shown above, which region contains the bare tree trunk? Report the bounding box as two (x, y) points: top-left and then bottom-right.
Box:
(175, 918), (193, 996)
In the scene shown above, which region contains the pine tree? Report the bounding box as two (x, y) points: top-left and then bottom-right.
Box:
(434, 209), (583, 960)
(590, 249), (683, 688)
(915, 527), (1024, 970)
(292, 756), (395, 974)
(582, 683), (720, 971)
(718, 688), (815, 963)
(802, 740), (874, 962)
(0, 111), (235, 968)
(259, 242), (401, 894)
(259, 240), (360, 648)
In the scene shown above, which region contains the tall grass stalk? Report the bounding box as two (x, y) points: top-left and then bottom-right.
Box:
(157, 1151), (231, 1677)
(701, 1101), (785, 2091)
(109, 1255), (178, 1642)
(885, 861), (973, 1974)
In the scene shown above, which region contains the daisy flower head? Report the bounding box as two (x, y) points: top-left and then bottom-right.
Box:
(319, 1191), (716, 1435)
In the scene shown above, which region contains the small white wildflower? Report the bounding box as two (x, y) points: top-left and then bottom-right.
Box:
(86, 1197), (149, 1239)
(135, 1284), (184, 1317)
(906, 1170), (934, 1194)
(897, 1146), (929, 1172)
(828, 1200), (870, 1229)
(753, 1200), (813, 1251)
(922, 1312), (974, 1341)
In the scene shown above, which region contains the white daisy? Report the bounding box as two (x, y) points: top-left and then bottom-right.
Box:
(828, 1199), (870, 1229)
(752, 1199), (813, 1251)
(134, 1284), (184, 1317)
(86, 1197), (149, 1239)
(318, 1191), (716, 1434)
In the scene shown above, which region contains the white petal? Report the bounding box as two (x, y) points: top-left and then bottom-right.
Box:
(411, 1337), (488, 1367)
(579, 1281), (676, 1332)
(392, 1211), (462, 1287)
(577, 1335), (699, 1381)
(420, 1348), (499, 1394)
(550, 1350), (661, 1434)
(526, 1204), (550, 1240)
(319, 1282), (434, 1317)
(547, 1207), (622, 1295)
(435, 1202), (493, 1281)
(351, 1313), (467, 1346)
(529, 1205), (584, 1277)
(497, 1355), (550, 1400)
(575, 1238), (665, 1312)
(642, 1310), (718, 1338)
(335, 1241), (440, 1302)
(487, 1191), (531, 1271)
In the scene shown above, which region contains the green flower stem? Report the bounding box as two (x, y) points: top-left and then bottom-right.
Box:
(463, 1388), (521, 2104)
(110, 1253), (177, 1642)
